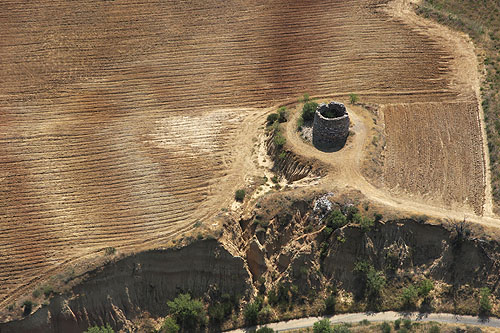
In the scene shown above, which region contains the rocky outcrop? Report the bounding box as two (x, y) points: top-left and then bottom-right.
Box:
(0, 240), (251, 333)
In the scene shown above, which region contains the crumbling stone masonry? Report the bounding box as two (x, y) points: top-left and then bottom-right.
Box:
(312, 102), (350, 149)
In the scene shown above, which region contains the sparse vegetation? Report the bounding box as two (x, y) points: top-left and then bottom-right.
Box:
(84, 324), (115, 333)
(235, 189), (246, 202)
(104, 247), (116, 255)
(167, 293), (207, 331)
(349, 93), (359, 104)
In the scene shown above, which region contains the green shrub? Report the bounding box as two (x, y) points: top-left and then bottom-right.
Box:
(167, 293), (207, 331)
(366, 268), (385, 299)
(324, 294), (336, 315)
(273, 132), (286, 147)
(359, 216), (374, 232)
(418, 279), (434, 298)
(333, 324), (351, 333)
(479, 287), (492, 314)
(360, 319), (370, 326)
(429, 324), (441, 333)
(313, 318), (333, 333)
(43, 285), (54, 298)
(297, 116), (304, 130)
(394, 319), (401, 330)
(401, 285), (418, 308)
(349, 93), (359, 104)
(380, 321), (391, 333)
(244, 300), (261, 325)
(302, 93), (310, 102)
(271, 176), (279, 184)
(235, 189), (246, 202)
(402, 319), (412, 329)
(160, 317), (179, 333)
(22, 300), (33, 316)
(84, 324), (114, 333)
(104, 247), (116, 255)
(267, 113), (279, 125)
(302, 101), (319, 121)
(256, 327), (274, 333)
(325, 210), (348, 230)
(278, 107), (288, 123)
(257, 305), (272, 323)
(32, 289), (41, 298)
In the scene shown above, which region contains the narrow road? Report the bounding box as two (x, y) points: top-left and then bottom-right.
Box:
(226, 312), (500, 332)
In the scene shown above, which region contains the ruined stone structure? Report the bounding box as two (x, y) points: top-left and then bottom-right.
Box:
(312, 102), (349, 149)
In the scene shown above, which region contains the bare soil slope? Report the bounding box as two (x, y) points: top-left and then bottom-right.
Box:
(0, 0), (484, 308)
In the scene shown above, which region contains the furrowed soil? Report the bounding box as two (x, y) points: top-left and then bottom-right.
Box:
(0, 0), (490, 311)
(382, 102), (485, 215)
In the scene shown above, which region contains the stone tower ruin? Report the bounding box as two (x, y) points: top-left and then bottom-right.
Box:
(312, 102), (350, 150)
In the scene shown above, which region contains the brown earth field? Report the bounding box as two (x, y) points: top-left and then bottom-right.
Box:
(0, 0), (494, 312)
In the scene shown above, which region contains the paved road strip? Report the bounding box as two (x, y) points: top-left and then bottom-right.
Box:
(226, 312), (500, 332)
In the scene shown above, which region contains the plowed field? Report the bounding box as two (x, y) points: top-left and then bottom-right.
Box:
(0, 0), (483, 307)
(383, 102), (485, 214)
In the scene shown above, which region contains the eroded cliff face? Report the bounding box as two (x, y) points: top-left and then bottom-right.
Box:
(0, 240), (251, 333)
(2, 194), (499, 332)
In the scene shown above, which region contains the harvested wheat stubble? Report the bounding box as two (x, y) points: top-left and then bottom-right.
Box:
(0, 0), (470, 308)
(383, 102), (485, 215)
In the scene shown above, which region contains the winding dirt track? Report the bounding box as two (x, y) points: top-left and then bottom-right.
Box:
(0, 0), (492, 309)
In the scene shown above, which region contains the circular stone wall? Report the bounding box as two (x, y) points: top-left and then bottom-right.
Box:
(312, 102), (350, 149)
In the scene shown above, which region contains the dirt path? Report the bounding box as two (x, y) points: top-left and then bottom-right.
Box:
(225, 311), (500, 332)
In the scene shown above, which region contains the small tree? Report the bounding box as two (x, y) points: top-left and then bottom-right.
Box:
(418, 279), (434, 298)
(244, 300), (261, 325)
(479, 287), (492, 315)
(349, 93), (359, 104)
(160, 317), (179, 333)
(313, 318), (333, 333)
(235, 189), (245, 202)
(302, 101), (319, 121)
(401, 285), (418, 309)
(324, 293), (336, 315)
(167, 293), (206, 331)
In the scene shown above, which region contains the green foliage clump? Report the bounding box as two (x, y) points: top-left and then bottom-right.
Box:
(267, 113), (279, 125)
(401, 285), (418, 308)
(277, 106), (288, 123)
(235, 189), (246, 202)
(418, 279), (434, 298)
(429, 324), (441, 333)
(167, 293), (207, 331)
(479, 287), (492, 314)
(22, 300), (33, 316)
(313, 318), (333, 333)
(349, 93), (359, 104)
(273, 131), (286, 148)
(302, 101), (319, 121)
(325, 210), (348, 230)
(84, 324), (114, 333)
(256, 327), (274, 333)
(160, 317), (179, 333)
(394, 319), (401, 330)
(402, 319), (412, 329)
(324, 293), (336, 315)
(244, 299), (262, 326)
(380, 321), (391, 333)
(354, 261), (385, 301)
